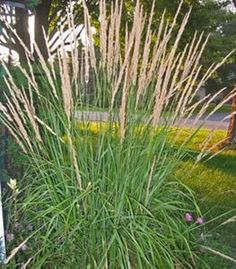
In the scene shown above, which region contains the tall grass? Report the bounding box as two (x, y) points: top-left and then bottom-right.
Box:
(0, 0), (234, 268)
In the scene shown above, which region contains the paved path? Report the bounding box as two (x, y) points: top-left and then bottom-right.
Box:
(75, 111), (230, 130)
(180, 113), (230, 130)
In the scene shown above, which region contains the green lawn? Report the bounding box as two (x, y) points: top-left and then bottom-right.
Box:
(192, 103), (232, 115)
(175, 128), (236, 268)
(77, 103), (232, 115)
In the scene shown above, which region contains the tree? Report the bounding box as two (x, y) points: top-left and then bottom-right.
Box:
(0, 1), (234, 57)
(34, 0), (52, 59)
(226, 0), (236, 145)
(0, 1), (31, 61)
(0, 0), (52, 60)
(0, 0), (91, 58)
(14, 4), (31, 61)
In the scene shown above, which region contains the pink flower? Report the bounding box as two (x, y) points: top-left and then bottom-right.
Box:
(184, 213), (193, 222)
(5, 233), (14, 242)
(14, 222), (20, 231)
(196, 217), (204, 225)
(27, 224), (33, 231)
(21, 244), (28, 251)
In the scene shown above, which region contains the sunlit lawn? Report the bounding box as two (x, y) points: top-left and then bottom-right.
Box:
(175, 128), (236, 268)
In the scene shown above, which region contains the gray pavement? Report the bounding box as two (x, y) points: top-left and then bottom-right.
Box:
(75, 111), (230, 130)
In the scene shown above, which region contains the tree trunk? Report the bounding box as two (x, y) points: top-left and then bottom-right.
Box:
(227, 95), (236, 143)
(14, 7), (31, 61)
(34, 0), (52, 60)
(226, 0), (236, 145)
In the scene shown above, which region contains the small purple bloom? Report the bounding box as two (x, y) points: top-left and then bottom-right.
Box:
(196, 217), (204, 225)
(184, 213), (193, 222)
(14, 222), (20, 231)
(21, 244), (28, 251)
(27, 224), (33, 231)
(6, 233), (14, 242)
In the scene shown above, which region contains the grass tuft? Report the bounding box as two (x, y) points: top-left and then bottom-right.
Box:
(0, 1), (235, 268)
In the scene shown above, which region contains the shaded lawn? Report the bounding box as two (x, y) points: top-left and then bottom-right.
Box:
(174, 128), (235, 207)
(175, 128), (236, 269)
(193, 103), (232, 114)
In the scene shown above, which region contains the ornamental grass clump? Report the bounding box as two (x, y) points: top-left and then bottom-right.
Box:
(0, 0), (234, 268)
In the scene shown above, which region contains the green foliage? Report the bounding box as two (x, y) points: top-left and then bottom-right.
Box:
(0, 66), (6, 78)
(25, 0), (42, 9)
(174, 128), (236, 268)
(0, 1), (234, 267)
(2, 101), (204, 268)
(48, 0), (236, 93)
(3, 0), (234, 94)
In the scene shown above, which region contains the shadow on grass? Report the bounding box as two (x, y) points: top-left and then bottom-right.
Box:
(181, 148), (236, 178)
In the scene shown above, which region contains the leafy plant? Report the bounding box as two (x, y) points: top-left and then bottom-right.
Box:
(0, 0), (234, 268)
(25, 0), (42, 9)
